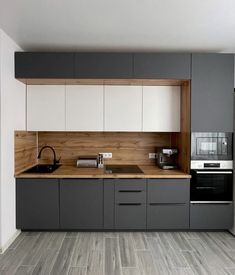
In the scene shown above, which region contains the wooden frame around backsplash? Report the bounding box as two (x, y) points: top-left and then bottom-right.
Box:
(15, 80), (191, 174)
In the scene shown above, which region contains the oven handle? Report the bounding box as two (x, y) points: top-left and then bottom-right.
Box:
(190, 201), (233, 204)
(195, 171), (232, 174)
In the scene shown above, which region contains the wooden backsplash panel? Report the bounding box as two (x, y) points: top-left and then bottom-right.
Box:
(15, 131), (38, 174)
(38, 132), (172, 165)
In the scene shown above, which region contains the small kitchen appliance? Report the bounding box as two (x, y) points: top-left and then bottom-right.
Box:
(76, 156), (98, 168)
(156, 148), (178, 169)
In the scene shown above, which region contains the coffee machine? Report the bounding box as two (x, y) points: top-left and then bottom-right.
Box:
(156, 148), (178, 169)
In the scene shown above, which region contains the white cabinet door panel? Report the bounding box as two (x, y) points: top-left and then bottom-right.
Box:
(143, 86), (181, 132)
(104, 85), (142, 131)
(66, 85), (103, 131)
(27, 85), (65, 131)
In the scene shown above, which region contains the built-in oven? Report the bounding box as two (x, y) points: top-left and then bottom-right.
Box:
(190, 161), (233, 204)
(191, 132), (232, 161)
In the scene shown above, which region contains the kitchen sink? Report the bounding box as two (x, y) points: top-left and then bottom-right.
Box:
(24, 164), (61, 173)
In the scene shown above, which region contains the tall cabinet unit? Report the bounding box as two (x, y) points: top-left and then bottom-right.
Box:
(191, 53), (234, 132)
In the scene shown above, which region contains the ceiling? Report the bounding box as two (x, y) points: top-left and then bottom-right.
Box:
(1, 0), (235, 52)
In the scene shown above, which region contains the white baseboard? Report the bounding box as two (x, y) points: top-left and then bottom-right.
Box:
(0, 230), (21, 254)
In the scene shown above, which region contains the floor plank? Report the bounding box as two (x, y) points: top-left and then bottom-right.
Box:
(119, 233), (137, 267)
(105, 237), (122, 275)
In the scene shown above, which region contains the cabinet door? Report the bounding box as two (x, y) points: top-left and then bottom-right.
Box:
(27, 85), (65, 131)
(60, 179), (103, 229)
(15, 52), (74, 78)
(133, 53), (191, 79)
(104, 180), (115, 229)
(191, 54), (234, 132)
(16, 179), (59, 229)
(147, 204), (189, 229)
(66, 85), (103, 131)
(104, 85), (142, 131)
(75, 53), (133, 78)
(143, 86), (181, 132)
(148, 179), (190, 203)
(190, 203), (233, 229)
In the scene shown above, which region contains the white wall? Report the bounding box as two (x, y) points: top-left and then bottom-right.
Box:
(0, 29), (26, 251)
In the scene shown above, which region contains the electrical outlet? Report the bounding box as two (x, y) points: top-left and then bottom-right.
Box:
(100, 152), (112, 159)
(149, 153), (157, 159)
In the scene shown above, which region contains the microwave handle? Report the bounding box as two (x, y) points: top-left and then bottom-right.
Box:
(195, 171), (232, 174)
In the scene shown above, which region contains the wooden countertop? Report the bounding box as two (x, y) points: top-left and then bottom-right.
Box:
(15, 165), (191, 179)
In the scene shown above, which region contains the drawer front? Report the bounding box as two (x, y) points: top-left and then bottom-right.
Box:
(115, 204), (146, 229)
(147, 204), (189, 229)
(115, 179), (146, 191)
(116, 190), (146, 203)
(190, 203), (233, 230)
(148, 179), (190, 203)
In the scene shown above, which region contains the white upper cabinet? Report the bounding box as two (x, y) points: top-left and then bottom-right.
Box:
(66, 85), (104, 131)
(143, 86), (181, 132)
(104, 85), (142, 131)
(27, 85), (65, 131)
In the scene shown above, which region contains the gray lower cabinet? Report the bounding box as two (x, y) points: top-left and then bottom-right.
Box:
(104, 180), (115, 229)
(60, 179), (103, 229)
(114, 179), (147, 229)
(148, 204), (189, 229)
(190, 203), (233, 229)
(16, 179), (59, 229)
(147, 179), (190, 229)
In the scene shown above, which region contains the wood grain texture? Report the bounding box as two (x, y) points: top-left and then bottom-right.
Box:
(172, 81), (191, 173)
(15, 165), (191, 178)
(2, 232), (234, 275)
(18, 78), (185, 86)
(15, 131), (38, 175)
(37, 132), (172, 166)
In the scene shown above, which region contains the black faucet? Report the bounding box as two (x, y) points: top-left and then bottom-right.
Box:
(38, 146), (60, 166)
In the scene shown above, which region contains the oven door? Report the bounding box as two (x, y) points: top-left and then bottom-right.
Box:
(190, 170), (233, 202)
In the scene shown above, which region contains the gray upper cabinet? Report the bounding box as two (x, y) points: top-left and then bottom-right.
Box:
(16, 179), (59, 230)
(75, 53), (133, 78)
(60, 179), (103, 229)
(191, 53), (234, 132)
(15, 52), (75, 78)
(133, 53), (191, 79)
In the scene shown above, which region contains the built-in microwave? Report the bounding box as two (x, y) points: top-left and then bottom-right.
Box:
(191, 132), (233, 161)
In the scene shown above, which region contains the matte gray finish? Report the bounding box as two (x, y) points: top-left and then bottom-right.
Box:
(16, 179), (59, 229)
(60, 179), (103, 229)
(148, 179), (190, 203)
(147, 204), (189, 229)
(75, 53), (133, 78)
(115, 179), (146, 204)
(104, 180), (115, 229)
(115, 204), (146, 229)
(190, 203), (233, 229)
(15, 52), (75, 78)
(133, 53), (191, 79)
(191, 53), (234, 132)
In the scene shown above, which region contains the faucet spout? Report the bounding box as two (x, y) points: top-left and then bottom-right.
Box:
(38, 146), (60, 166)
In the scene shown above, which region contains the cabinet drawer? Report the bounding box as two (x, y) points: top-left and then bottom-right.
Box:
(115, 179), (146, 191)
(148, 179), (190, 203)
(115, 204), (146, 229)
(190, 203), (233, 229)
(147, 204), (189, 229)
(116, 190), (146, 204)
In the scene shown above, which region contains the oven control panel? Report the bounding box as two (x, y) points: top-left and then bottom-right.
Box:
(191, 160), (233, 170)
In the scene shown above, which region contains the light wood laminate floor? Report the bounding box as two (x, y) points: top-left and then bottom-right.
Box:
(0, 231), (235, 275)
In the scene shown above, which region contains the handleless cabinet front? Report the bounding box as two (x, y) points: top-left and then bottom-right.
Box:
(133, 53), (191, 79)
(75, 53), (133, 78)
(147, 179), (190, 229)
(16, 179), (59, 230)
(60, 179), (103, 229)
